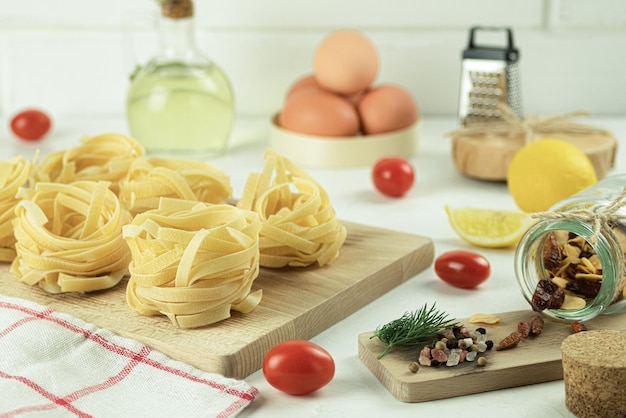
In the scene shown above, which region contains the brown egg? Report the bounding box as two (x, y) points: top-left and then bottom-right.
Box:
(344, 87), (370, 105)
(357, 84), (419, 135)
(313, 30), (379, 96)
(285, 74), (320, 100)
(279, 88), (360, 137)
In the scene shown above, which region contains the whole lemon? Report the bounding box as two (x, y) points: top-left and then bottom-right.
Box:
(507, 138), (598, 213)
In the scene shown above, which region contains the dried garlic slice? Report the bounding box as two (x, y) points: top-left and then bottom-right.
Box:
(560, 294), (587, 310)
(468, 313), (501, 324)
(124, 198), (262, 328)
(11, 180), (132, 293)
(237, 150), (347, 268)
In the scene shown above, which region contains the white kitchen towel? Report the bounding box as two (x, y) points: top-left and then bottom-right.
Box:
(0, 294), (258, 417)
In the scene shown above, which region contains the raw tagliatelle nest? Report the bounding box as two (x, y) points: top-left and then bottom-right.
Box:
(236, 150), (347, 268)
(11, 180), (132, 294)
(118, 156), (232, 216)
(31, 133), (145, 195)
(123, 198), (263, 328)
(0, 156), (32, 262)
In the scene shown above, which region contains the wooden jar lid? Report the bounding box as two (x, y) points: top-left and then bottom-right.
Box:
(561, 330), (626, 418)
(451, 129), (617, 182)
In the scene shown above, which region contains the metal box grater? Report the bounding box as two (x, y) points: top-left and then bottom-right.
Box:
(458, 27), (521, 126)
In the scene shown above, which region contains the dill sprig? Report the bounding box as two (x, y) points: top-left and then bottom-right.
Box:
(371, 303), (460, 359)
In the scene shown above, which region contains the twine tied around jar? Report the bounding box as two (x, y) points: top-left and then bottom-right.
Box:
(531, 186), (626, 246)
(447, 103), (611, 145)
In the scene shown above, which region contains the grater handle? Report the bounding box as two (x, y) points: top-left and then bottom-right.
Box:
(468, 26), (515, 50)
(465, 26), (518, 61)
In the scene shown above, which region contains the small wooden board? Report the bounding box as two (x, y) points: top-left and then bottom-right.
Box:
(0, 221), (433, 379)
(358, 310), (626, 402)
(451, 130), (617, 181)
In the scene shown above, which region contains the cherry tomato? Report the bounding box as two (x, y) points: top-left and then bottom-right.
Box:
(372, 157), (415, 197)
(434, 250), (491, 289)
(10, 109), (52, 141)
(262, 340), (335, 395)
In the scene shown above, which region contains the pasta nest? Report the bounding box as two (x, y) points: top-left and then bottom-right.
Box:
(0, 156), (32, 262)
(118, 157), (232, 216)
(123, 198), (262, 328)
(11, 180), (132, 294)
(32, 133), (145, 195)
(237, 150), (347, 268)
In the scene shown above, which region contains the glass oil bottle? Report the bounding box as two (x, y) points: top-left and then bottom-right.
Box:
(126, 0), (234, 157)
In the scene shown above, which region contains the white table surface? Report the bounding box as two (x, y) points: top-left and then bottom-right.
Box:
(2, 114), (625, 417)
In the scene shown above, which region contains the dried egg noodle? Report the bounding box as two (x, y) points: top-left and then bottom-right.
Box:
(0, 156), (32, 262)
(123, 198), (262, 328)
(237, 150), (347, 268)
(119, 157), (232, 215)
(11, 180), (132, 294)
(32, 133), (144, 195)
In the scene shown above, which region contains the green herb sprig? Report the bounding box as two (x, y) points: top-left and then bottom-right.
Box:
(371, 303), (460, 359)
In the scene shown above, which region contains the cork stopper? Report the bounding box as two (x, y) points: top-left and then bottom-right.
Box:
(161, 0), (193, 19)
(561, 330), (626, 417)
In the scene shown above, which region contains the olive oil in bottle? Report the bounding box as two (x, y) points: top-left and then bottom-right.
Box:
(126, 0), (234, 157)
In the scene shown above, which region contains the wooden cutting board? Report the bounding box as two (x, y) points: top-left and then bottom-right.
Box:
(358, 309), (626, 402)
(0, 221), (433, 379)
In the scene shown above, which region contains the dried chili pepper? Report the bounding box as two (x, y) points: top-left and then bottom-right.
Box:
(566, 279), (602, 298)
(531, 279), (565, 311)
(495, 331), (522, 351)
(571, 321), (587, 333)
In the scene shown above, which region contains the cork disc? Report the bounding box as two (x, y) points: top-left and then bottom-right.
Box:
(561, 330), (626, 418)
(451, 131), (617, 182)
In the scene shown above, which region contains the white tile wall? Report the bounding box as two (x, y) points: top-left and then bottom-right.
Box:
(0, 0), (625, 120)
(549, 0), (626, 28)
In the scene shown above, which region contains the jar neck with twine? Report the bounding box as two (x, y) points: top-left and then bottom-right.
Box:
(531, 186), (626, 246)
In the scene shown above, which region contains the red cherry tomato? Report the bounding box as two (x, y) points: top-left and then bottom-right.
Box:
(434, 250), (491, 289)
(10, 109), (52, 141)
(372, 157), (415, 197)
(262, 340), (335, 395)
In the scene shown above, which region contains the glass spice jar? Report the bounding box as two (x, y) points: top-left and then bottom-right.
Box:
(514, 173), (626, 322)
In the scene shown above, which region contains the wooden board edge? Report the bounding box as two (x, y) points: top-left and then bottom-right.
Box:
(292, 235), (435, 339)
(230, 236), (435, 378)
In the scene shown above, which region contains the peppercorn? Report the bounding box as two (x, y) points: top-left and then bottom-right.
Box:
(485, 340), (494, 350)
(477, 357), (487, 367)
(475, 327), (486, 335)
(453, 326), (465, 340)
(408, 361), (420, 373)
(446, 337), (458, 349)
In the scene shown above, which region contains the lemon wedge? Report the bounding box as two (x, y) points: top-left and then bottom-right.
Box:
(445, 206), (536, 248)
